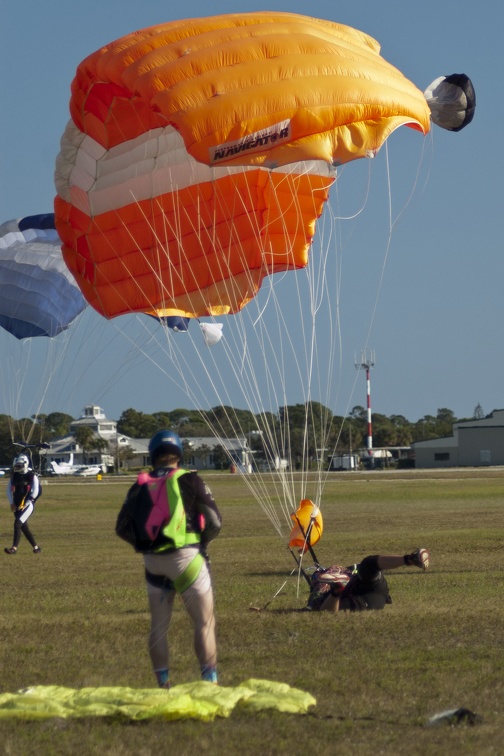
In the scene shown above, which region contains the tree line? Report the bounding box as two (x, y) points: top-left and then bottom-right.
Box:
(0, 403), (485, 468)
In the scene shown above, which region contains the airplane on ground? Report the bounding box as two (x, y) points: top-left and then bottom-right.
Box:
(50, 453), (102, 477)
(73, 465), (102, 477)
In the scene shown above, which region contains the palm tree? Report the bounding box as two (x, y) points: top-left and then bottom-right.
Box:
(74, 426), (109, 465)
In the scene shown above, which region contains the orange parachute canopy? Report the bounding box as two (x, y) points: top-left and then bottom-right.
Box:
(289, 499), (323, 553)
(54, 12), (431, 320)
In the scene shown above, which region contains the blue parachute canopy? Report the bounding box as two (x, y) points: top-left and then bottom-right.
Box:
(0, 214), (87, 339)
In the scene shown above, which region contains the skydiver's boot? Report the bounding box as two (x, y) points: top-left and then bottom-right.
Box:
(201, 664), (218, 684)
(405, 548), (430, 571)
(154, 668), (171, 689)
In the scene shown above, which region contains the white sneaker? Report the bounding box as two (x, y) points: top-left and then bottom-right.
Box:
(410, 548), (429, 571)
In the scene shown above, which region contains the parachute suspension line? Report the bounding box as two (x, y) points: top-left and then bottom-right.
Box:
(285, 199), (341, 503)
(61, 150), (406, 538)
(289, 186), (347, 504)
(362, 138), (431, 353)
(260, 171), (311, 498)
(22, 334), (71, 440)
(127, 193), (192, 313)
(114, 311), (289, 537)
(96, 177), (331, 534)
(0, 335), (32, 442)
(256, 291), (302, 515)
(313, 188), (344, 484)
(220, 301), (293, 512)
(122, 170), (264, 323)
(277, 166), (345, 504)
(83, 166), (365, 529)
(306, 164), (386, 497)
(324, 160), (375, 459)
(331, 160), (374, 222)
(362, 144), (398, 350)
(248, 273), (314, 508)
(325, 162), (375, 450)
(387, 133), (434, 231)
(312, 169), (374, 493)
(309, 139), (432, 484)
(95, 182), (235, 322)
(203, 286), (314, 527)
(208, 171), (260, 312)
(324, 160), (370, 466)
(202, 169), (345, 514)
(0, 323), (86, 445)
(118, 170), (333, 527)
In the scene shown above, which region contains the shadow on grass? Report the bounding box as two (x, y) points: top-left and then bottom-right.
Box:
(121, 608), (147, 615)
(248, 607), (307, 614)
(246, 570), (297, 578)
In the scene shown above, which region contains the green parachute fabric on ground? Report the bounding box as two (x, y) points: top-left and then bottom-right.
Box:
(0, 679), (316, 721)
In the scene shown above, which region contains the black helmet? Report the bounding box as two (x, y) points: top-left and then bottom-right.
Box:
(148, 429), (183, 465)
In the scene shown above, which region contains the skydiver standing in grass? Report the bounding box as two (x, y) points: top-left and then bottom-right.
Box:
(4, 454), (42, 555)
(304, 548), (430, 612)
(116, 430), (222, 688)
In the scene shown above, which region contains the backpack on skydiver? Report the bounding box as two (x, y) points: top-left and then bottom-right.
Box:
(115, 468), (201, 553)
(305, 564), (353, 611)
(305, 560), (393, 611)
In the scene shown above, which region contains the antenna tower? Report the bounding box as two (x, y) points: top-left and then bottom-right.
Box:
(355, 349), (375, 461)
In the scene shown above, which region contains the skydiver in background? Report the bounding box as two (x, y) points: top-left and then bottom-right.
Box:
(4, 453), (42, 555)
(304, 548), (430, 612)
(116, 430), (222, 688)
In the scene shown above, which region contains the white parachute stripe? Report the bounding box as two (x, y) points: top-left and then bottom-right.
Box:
(0, 240), (75, 283)
(55, 122), (336, 216)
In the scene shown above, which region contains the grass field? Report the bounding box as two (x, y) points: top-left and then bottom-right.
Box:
(0, 469), (503, 755)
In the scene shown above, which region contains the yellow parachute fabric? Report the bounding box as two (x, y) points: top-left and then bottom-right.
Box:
(289, 499), (323, 552)
(54, 12), (431, 321)
(0, 680), (316, 721)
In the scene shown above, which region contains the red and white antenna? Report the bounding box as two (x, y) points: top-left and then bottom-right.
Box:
(355, 349), (375, 460)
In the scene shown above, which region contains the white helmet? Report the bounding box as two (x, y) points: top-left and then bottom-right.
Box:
(13, 454), (29, 474)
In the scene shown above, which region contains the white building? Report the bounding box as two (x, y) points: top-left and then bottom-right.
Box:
(45, 405), (252, 473)
(45, 405), (127, 471)
(412, 409), (504, 468)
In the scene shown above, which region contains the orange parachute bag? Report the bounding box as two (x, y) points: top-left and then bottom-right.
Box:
(289, 499), (323, 555)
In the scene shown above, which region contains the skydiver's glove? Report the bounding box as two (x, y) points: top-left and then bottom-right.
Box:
(330, 581), (347, 598)
(200, 548), (211, 566)
(10, 504), (16, 513)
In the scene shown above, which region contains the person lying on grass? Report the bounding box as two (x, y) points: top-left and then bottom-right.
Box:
(304, 548), (429, 612)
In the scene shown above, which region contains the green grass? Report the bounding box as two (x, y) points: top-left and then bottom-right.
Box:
(0, 471), (503, 755)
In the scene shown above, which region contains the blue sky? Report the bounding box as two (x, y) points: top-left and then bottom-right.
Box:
(1, 1), (501, 424)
